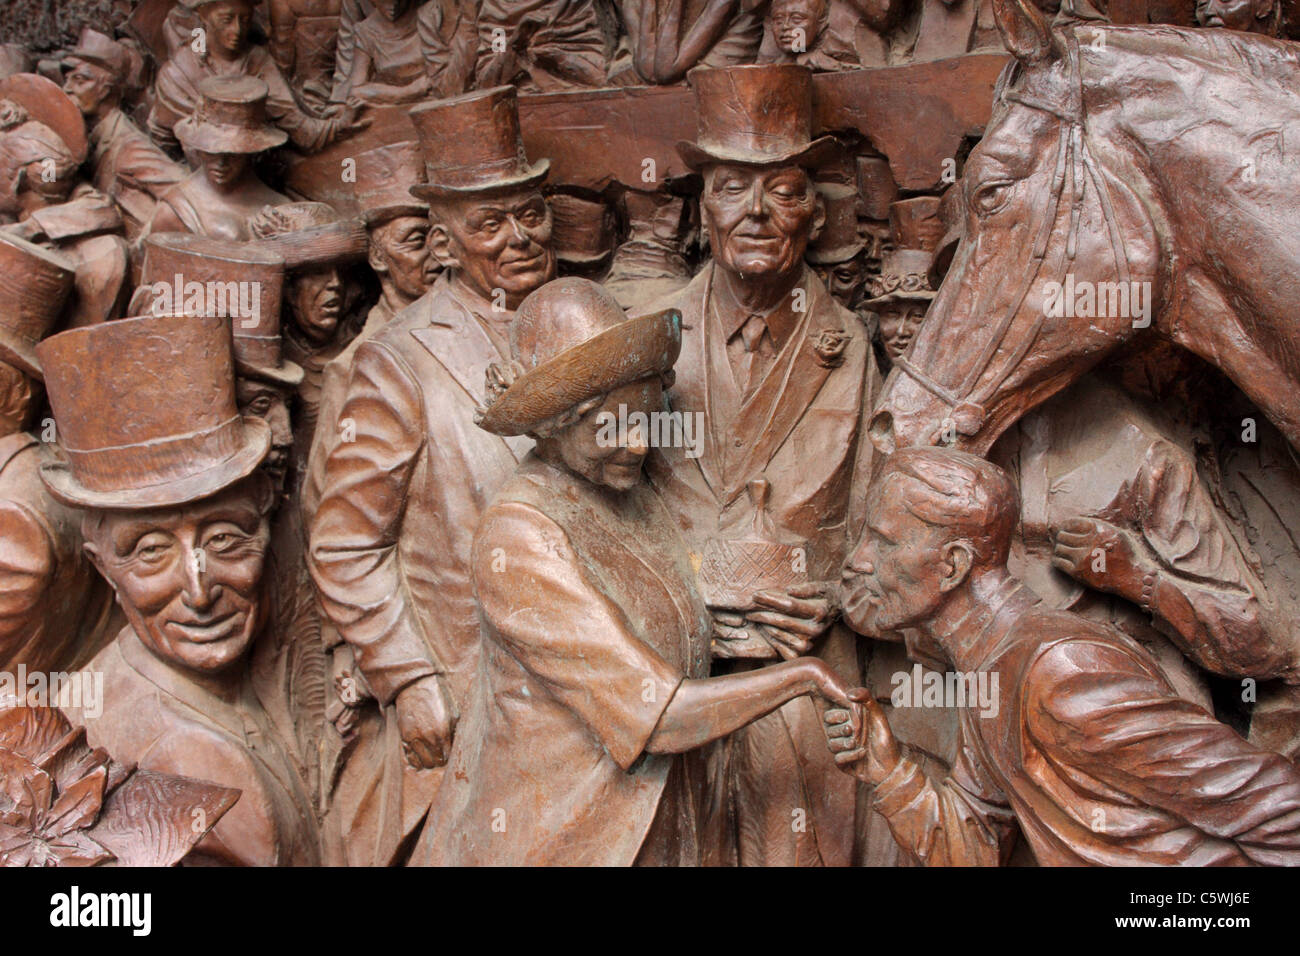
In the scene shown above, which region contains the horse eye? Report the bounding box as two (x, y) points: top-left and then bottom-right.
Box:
(972, 180), (1015, 217)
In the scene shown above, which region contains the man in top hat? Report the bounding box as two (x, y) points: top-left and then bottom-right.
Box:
(148, 0), (364, 155)
(0, 75), (129, 328)
(417, 277), (855, 866)
(42, 312), (320, 866)
(0, 233), (120, 676)
(61, 28), (184, 244)
(827, 446), (1300, 866)
(807, 180), (870, 316)
(308, 85), (555, 864)
(144, 75), (291, 243)
(549, 192), (615, 282)
(640, 63), (881, 867)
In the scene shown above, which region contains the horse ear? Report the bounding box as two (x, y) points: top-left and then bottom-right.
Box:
(993, 0), (1061, 65)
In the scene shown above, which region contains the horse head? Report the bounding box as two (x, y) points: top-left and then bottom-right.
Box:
(870, 0), (1162, 456)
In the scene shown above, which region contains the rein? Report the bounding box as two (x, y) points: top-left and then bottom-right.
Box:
(893, 29), (1131, 440)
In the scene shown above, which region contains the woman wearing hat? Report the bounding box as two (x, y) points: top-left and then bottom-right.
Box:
(414, 278), (854, 866)
(144, 75), (290, 242)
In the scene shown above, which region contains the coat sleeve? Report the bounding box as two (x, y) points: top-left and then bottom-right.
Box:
(1025, 639), (1300, 866)
(308, 338), (440, 706)
(28, 185), (122, 242)
(870, 737), (1019, 866)
(473, 500), (685, 771)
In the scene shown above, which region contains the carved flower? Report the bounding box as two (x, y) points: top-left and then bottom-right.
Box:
(0, 749), (112, 867)
(811, 327), (852, 368)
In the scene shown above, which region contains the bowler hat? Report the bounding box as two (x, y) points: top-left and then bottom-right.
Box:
(37, 312), (272, 510)
(409, 87), (549, 200)
(175, 75), (288, 155)
(0, 233), (76, 380)
(676, 64), (836, 171)
(476, 278), (681, 437)
(133, 232), (304, 388)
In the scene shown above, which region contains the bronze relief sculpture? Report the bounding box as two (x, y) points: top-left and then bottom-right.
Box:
(0, 0), (1294, 878)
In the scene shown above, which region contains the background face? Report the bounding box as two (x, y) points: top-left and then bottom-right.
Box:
(235, 377), (292, 489)
(554, 378), (664, 492)
(62, 62), (115, 116)
(878, 302), (928, 359)
(441, 189), (555, 304)
(287, 266), (344, 345)
(91, 486), (270, 675)
(373, 215), (431, 302)
(200, 151), (250, 190)
(198, 1), (254, 57)
(704, 165), (819, 281)
(770, 0), (825, 53)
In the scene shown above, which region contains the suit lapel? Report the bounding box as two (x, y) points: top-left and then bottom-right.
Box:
(722, 275), (842, 505)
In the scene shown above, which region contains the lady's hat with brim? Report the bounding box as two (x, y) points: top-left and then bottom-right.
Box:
(865, 247), (939, 306)
(0, 73), (87, 164)
(354, 142), (428, 226)
(0, 233), (75, 380)
(807, 183), (866, 265)
(408, 86), (549, 200)
(63, 27), (130, 83)
(37, 312), (271, 511)
(550, 193), (615, 266)
(476, 277), (681, 437)
(175, 75), (288, 155)
(132, 232), (304, 388)
(676, 64), (837, 171)
(248, 201), (368, 272)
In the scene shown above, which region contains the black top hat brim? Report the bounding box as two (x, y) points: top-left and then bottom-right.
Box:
(409, 159), (549, 201)
(676, 136), (839, 173)
(40, 416), (272, 511)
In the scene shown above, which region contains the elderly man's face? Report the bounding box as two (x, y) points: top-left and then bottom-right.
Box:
(1196, 0), (1269, 30)
(813, 256), (866, 308)
(770, 0), (825, 53)
(552, 378), (663, 492)
(370, 215), (431, 304)
(62, 61), (116, 117)
(841, 474), (949, 636)
(434, 188), (554, 309)
(198, 0), (254, 57)
(235, 377), (292, 489)
(704, 164), (820, 281)
(287, 265), (344, 345)
(85, 481), (270, 675)
(877, 301), (927, 360)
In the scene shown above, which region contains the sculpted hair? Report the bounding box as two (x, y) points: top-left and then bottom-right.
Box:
(883, 446), (1020, 568)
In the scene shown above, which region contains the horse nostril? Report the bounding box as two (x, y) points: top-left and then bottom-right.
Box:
(869, 410), (895, 455)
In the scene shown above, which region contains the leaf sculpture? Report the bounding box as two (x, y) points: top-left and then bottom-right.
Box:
(0, 697), (240, 867)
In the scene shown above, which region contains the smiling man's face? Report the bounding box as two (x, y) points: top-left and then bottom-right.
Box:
(433, 187), (554, 309)
(703, 164), (820, 281)
(85, 479), (271, 675)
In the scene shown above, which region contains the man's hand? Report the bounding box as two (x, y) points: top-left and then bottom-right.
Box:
(394, 674), (456, 769)
(746, 582), (838, 660)
(1051, 516), (1149, 599)
(824, 687), (901, 785)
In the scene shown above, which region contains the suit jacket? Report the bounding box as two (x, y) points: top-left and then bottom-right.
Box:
(0, 434), (118, 673)
(873, 579), (1300, 866)
(416, 455), (713, 866)
(68, 628), (320, 866)
(641, 263), (879, 866)
(309, 272), (532, 709)
(87, 108), (184, 243)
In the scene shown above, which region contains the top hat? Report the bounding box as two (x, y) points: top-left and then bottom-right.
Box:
(248, 201), (368, 271)
(409, 87), (549, 200)
(37, 312), (272, 511)
(549, 194), (615, 266)
(0, 73), (87, 164)
(864, 247), (939, 305)
(0, 233), (75, 380)
(134, 232), (304, 388)
(476, 278), (681, 437)
(889, 196), (943, 252)
(807, 183), (866, 265)
(63, 27), (130, 81)
(855, 154), (898, 221)
(676, 64), (837, 171)
(354, 141), (428, 226)
(175, 75), (288, 155)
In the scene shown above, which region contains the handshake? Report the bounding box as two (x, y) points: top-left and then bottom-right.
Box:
(822, 688), (904, 788)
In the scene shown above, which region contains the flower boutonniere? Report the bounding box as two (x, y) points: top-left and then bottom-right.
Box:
(811, 327), (851, 368)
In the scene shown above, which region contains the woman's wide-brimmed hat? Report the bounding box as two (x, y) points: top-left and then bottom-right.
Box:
(132, 232), (304, 388)
(175, 75), (288, 155)
(864, 248), (939, 305)
(0, 233), (75, 380)
(408, 86), (549, 200)
(676, 64), (837, 171)
(0, 72), (87, 164)
(37, 312), (271, 511)
(476, 277), (681, 437)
